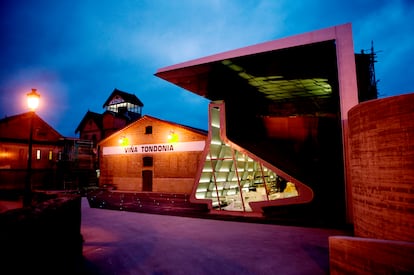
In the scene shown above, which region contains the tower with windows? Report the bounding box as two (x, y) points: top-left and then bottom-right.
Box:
(76, 88), (144, 145)
(103, 88), (143, 117)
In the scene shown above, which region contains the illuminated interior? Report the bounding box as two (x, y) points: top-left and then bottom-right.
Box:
(221, 59), (332, 101)
(196, 104), (299, 212)
(106, 101), (142, 114)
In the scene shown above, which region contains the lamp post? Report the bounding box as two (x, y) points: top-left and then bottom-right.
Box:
(23, 88), (40, 207)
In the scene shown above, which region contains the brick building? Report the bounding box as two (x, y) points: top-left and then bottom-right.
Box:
(0, 112), (62, 190)
(0, 112), (95, 192)
(98, 115), (207, 193)
(76, 88), (143, 146)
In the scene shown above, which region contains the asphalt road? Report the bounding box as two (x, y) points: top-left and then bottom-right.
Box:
(80, 198), (350, 275)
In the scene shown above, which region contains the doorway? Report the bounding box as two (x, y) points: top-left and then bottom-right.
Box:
(142, 170), (153, 191)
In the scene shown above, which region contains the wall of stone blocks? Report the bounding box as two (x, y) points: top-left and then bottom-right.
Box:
(329, 236), (414, 274)
(329, 93), (414, 274)
(348, 92), (414, 241)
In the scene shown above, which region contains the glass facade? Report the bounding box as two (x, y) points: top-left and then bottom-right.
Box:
(195, 105), (298, 212)
(106, 102), (142, 114)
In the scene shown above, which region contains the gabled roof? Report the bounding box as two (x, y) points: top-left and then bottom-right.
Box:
(139, 115), (208, 136)
(75, 110), (103, 134)
(102, 110), (141, 122)
(98, 114), (207, 145)
(0, 112), (62, 140)
(102, 88), (144, 108)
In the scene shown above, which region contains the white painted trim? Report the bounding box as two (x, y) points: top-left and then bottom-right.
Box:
(103, 141), (206, 155)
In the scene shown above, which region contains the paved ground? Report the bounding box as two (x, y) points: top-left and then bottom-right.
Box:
(80, 198), (351, 275)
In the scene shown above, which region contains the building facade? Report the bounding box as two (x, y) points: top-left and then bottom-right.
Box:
(155, 23), (377, 225)
(0, 112), (62, 190)
(0, 112), (95, 192)
(98, 115), (207, 193)
(76, 88), (144, 146)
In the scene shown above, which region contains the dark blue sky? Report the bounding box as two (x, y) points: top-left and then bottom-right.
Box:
(1, 0), (413, 137)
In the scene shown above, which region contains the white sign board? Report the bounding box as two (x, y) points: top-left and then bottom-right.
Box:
(103, 141), (205, 155)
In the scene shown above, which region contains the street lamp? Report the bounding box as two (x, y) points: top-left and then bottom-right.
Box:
(23, 88), (40, 207)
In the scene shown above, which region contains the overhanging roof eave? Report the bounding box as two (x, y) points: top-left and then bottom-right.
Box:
(155, 23), (350, 76)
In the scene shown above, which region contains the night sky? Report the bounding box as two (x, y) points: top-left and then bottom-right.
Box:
(1, 0), (413, 137)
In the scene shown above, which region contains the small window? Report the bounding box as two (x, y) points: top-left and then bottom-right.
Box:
(36, 149), (41, 160)
(145, 126), (153, 134)
(143, 156), (153, 167)
(48, 150), (53, 161)
(58, 151), (62, 161)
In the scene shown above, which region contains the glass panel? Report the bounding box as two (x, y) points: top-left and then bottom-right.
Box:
(196, 159), (213, 199)
(195, 103), (300, 213)
(218, 145), (233, 159)
(211, 107), (221, 128)
(220, 159), (244, 212)
(209, 144), (221, 158)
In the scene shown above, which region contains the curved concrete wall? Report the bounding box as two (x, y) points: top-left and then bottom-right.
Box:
(348, 93), (414, 242)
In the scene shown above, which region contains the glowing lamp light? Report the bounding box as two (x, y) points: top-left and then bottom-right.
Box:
(119, 136), (129, 146)
(168, 131), (178, 142)
(27, 88), (40, 111)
